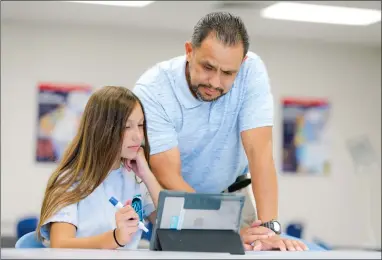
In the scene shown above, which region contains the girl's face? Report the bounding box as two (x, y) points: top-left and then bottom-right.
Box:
(120, 103), (145, 159)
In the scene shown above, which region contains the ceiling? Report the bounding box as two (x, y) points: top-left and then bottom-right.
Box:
(1, 1), (381, 46)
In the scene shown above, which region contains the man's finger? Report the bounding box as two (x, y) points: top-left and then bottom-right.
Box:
(251, 220), (262, 227)
(296, 240), (309, 250)
(124, 200), (132, 206)
(252, 240), (262, 251)
(292, 240), (302, 251)
(243, 234), (272, 244)
(243, 243), (253, 251)
(247, 226), (275, 235)
(278, 240), (287, 251)
(284, 239), (296, 251)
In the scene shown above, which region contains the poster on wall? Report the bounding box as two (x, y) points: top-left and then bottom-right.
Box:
(36, 82), (92, 163)
(282, 97), (331, 175)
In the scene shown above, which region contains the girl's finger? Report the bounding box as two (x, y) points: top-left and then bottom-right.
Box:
(123, 159), (132, 171)
(125, 220), (139, 227)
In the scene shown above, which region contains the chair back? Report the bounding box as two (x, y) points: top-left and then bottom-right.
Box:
(286, 222), (304, 238)
(16, 217), (38, 239)
(15, 231), (45, 248)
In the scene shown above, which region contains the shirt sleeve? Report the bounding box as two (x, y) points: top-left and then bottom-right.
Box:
(140, 183), (156, 219)
(40, 203), (78, 242)
(133, 83), (178, 156)
(238, 56), (274, 132)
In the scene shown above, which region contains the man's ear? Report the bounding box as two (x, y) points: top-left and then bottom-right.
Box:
(241, 55), (248, 64)
(185, 41), (193, 62)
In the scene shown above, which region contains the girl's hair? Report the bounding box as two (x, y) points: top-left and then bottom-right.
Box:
(36, 86), (150, 240)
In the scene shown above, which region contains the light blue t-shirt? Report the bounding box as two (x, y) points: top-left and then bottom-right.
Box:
(40, 166), (155, 249)
(133, 51), (274, 193)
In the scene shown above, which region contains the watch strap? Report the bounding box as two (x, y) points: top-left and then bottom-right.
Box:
(261, 220), (281, 234)
(262, 221), (273, 230)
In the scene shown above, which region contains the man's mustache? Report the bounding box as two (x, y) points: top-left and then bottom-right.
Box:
(198, 84), (224, 94)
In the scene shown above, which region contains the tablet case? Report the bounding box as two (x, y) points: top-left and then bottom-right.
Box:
(150, 191), (246, 255)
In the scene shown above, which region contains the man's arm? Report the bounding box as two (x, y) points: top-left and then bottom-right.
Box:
(241, 126), (278, 222)
(133, 82), (195, 193)
(238, 55), (277, 223)
(149, 147), (195, 192)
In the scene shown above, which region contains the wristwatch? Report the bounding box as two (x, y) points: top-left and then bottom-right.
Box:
(261, 220), (282, 235)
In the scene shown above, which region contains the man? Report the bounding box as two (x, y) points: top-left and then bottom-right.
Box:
(133, 12), (308, 251)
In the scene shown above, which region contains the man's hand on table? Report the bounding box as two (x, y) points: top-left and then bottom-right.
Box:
(240, 220), (309, 251)
(240, 220), (275, 250)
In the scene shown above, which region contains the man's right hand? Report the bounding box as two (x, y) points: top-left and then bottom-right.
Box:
(240, 220), (275, 251)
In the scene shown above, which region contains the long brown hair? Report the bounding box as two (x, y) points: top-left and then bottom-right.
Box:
(36, 86), (150, 240)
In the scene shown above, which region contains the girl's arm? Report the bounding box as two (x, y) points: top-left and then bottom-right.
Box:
(140, 167), (162, 225)
(49, 223), (119, 249)
(49, 205), (139, 249)
(141, 171), (162, 209)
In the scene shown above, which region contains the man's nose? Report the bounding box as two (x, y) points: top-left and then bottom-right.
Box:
(209, 73), (221, 89)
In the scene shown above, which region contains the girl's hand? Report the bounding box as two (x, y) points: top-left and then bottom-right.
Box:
(114, 200), (139, 246)
(123, 147), (150, 179)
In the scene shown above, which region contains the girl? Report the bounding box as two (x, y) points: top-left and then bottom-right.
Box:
(36, 86), (162, 249)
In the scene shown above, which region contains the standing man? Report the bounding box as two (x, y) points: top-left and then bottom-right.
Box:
(133, 12), (308, 251)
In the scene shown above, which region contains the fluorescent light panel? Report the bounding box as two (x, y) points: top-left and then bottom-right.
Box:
(66, 1), (154, 8)
(261, 2), (381, 26)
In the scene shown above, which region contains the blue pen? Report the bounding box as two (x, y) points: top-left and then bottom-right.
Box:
(109, 196), (149, 233)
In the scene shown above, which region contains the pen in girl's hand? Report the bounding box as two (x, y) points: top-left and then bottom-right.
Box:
(109, 196), (149, 233)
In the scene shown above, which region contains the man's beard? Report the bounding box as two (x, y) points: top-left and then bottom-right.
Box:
(186, 64), (225, 102)
(190, 84), (226, 102)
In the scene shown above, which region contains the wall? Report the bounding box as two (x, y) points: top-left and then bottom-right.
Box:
(1, 21), (381, 248)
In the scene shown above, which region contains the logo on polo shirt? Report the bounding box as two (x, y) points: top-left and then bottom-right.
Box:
(132, 195), (143, 221)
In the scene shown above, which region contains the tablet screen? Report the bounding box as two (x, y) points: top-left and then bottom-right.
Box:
(159, 196), (242, 231)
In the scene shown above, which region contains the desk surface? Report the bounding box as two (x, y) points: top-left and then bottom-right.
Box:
(1, 248), (381, 259)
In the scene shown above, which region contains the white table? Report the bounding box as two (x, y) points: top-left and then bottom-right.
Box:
(1, 248), (381, 259)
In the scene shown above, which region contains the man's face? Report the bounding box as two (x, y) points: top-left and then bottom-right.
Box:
(185, 33), (244, 102)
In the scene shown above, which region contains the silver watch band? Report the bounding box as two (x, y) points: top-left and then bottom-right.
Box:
(263, 221), (272, 230)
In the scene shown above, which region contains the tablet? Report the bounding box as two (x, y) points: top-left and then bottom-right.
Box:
(150, 190), (245, 251)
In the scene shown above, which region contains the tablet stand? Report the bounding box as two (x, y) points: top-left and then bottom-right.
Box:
(152, 228), (245, 255)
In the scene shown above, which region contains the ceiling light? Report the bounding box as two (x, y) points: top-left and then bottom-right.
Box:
(66, 1), (154, 8)
(261, 2), (381, 26)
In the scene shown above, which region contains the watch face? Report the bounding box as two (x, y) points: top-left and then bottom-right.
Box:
(273, 221), (281, 232)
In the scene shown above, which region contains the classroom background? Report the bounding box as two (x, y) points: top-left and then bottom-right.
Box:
(1, 0), (381, 251)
